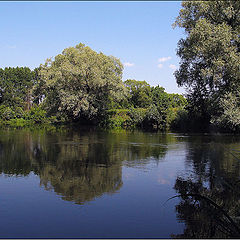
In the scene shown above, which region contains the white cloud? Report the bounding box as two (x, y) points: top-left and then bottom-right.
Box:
(169, 64), (177, 70)
(124, 62), (134, 67)
(157, 63), (163, 69)
(158, 56), (171, 63)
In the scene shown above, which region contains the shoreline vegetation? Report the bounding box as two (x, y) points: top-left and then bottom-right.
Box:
(0, 44), (189, 133)
(0, 42), (238, 134)
(1, 1), (240, 133)
(0, 72), (187, 132)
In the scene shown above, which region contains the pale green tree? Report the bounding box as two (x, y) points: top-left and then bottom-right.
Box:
(39, 43), (126, 122)
(174, 1), (240, 130)
(211, 91), (240, 131)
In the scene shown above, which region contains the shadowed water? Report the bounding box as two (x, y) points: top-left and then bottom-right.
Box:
(0, 128), (239, 238)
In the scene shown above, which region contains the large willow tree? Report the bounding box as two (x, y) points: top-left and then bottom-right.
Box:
(174, 1), (240, 131)
(39, 43), (126, 122)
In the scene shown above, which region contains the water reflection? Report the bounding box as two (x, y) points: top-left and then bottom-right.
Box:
(172, 136), (240, 238)
(0, 129), (170, 204)
(2, 129), (239, 238)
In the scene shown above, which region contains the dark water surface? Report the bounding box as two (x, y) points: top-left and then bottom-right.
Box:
(0, 128), (239, 238)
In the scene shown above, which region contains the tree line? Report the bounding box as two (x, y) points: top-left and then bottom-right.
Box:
(0, 43), (186, 130)
(1, 0), (239, 132)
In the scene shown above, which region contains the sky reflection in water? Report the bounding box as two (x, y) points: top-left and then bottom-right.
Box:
(0, 128), (239, 238)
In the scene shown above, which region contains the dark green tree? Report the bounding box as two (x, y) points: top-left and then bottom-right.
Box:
(168, 93), (187, 108)
(0, 67), (35, 110)
(124, 79), (152, 108)
(151, 86), (169, 111)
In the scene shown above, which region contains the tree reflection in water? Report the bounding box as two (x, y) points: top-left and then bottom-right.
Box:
(172, 136), (240, 238)
(0, 128), (169, 205)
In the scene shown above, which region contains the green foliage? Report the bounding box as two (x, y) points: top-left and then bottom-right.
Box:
(0, 104), (54, 128)
(103, 109), (130, 129)
(170, 108), (190, 132)
(0, 43), (189, 132)
(15, 107), (24, 118)
(32, 67), (45, 105)
(168, 93), (187, 108)
(7, 118), (30, 128)
(103, 105), (184, 131)
(39, 43), (126, 122)
(124, 79), (152, 108)
(151, 85), (169, 111)
(0, 67), (35, 110)
(166, 107), (179, 130)
(211, 91), (240, 132)
(143, 104), (162, 130)
(127, 107), (146, 128)
(101, 85), (187, 131)
(174, 1), (240, 131)
(25, 106), (49, 124)
(0, 106), (15, 120)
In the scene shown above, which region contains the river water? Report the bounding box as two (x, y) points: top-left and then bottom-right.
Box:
(0, 128), (239, 238)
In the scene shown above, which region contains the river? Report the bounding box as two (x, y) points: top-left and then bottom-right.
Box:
(0, 127), (239, 238)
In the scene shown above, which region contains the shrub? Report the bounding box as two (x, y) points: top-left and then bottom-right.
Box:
(25, 106), (49, 124)
(127, 107), (146, 128)
(7, 118), (29, 128)
(102, 109), (130, 129)
(143, 104), (162, 130)
(0, 106), (15, 120)
(15, 107), (24, 118)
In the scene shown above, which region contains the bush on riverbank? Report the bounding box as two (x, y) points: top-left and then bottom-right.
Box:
(100, 106), (185, 131)
(102, 109), (130, 129)
(0, 105), (56, 128)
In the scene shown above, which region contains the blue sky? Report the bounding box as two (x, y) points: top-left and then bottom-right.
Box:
(0, 1), (185, 94)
